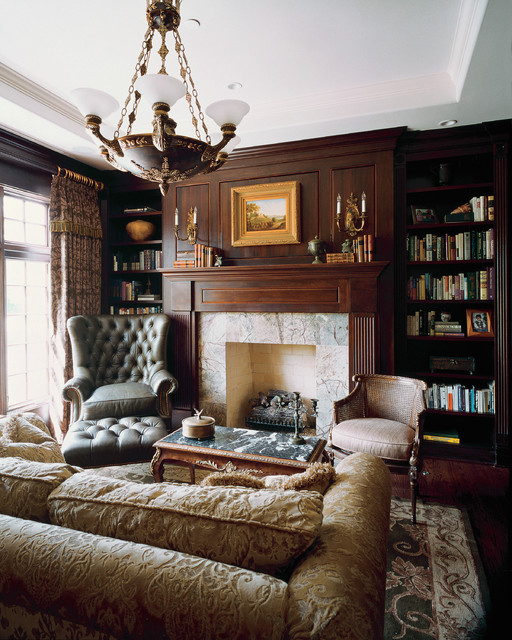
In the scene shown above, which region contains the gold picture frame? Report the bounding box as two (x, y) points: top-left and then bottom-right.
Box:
(231, 181), (300, 246)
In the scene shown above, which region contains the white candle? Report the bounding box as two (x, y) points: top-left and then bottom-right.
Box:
(336, 194), (341, 214)
(193, 207), (197, 224)
(175, 208), (179, 226)
(361, 192), (366, 213)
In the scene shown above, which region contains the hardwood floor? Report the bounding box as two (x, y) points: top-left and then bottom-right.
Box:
(391, 457), (510, 637)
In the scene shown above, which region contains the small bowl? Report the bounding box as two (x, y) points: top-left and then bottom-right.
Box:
(182, 414), (215, 440)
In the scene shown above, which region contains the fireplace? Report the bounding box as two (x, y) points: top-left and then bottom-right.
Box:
(198, 312), (349, 437)
(162, 262), (389, 437)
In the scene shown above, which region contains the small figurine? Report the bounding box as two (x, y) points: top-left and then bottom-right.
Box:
(214, 255), (222, 267)
(341, 238), (352, 253)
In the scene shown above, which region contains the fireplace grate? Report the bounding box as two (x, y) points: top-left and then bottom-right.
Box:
(245, 417), (297, 433)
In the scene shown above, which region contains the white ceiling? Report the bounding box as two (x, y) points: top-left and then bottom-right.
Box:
(0, 0), (510, 171)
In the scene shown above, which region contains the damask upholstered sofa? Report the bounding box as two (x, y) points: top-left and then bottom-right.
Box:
(0, 413), (392, 640)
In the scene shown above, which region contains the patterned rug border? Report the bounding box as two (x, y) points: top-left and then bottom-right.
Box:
(389, 496), (490, 639)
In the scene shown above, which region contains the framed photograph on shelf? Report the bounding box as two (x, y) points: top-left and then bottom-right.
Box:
(231, 181), (300, 246)
(410, 205), (438, 224)
(466, 308), (494, 337)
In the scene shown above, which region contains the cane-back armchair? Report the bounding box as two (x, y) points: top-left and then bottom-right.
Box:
(328, 374), (427, 523)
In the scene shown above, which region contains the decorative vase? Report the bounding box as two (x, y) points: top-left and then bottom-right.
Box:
(307, 236), (325, 264)
(125, 219), (155, 241)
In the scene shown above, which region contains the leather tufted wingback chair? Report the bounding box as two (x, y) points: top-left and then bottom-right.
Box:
(63, 314), (178, 424)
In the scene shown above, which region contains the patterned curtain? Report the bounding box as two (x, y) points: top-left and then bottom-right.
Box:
(49, 174), (103, 441)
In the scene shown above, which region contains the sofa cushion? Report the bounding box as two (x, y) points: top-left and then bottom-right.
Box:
(0, 457), (82, 522)
(0, 413), (65, 463)
(201, 462), (337, 495)
(48, 473), (323, 574)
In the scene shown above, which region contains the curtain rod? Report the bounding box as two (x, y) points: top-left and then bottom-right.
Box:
(56, 166), (104, 191)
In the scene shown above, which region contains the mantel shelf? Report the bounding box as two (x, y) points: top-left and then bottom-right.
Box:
(160, 261), (389, 281)
(161, 261), (390, 314)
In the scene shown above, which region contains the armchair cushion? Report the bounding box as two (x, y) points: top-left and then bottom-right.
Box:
(331, 417), (415, 461)
(80, 381), (157, 420)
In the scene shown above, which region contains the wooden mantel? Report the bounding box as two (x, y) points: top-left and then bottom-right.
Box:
(161, 262), (389, 314)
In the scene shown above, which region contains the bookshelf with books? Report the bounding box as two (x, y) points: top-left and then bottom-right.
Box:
(105, 187), (164, 315)
(395, 123), (510, 465)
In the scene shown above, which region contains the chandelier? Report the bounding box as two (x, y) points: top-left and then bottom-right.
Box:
(72, 0), (249, 195)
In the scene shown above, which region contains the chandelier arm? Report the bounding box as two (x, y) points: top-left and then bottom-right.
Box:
(201, 128), (236, 163)
(173, 29), (210, 143)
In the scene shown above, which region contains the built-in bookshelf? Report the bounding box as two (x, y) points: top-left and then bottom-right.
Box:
(106, 188), (163, 315)
(395, 123), (510, 465)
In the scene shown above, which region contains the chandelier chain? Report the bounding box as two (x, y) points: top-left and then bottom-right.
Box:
(115, 25), (154, 138)
(173, 30), (210, 144)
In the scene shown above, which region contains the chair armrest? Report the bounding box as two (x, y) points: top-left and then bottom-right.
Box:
(150, 369), (178, 418)
(62, 376), (95, 424)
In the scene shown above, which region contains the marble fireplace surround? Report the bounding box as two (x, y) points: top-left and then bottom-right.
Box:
(198, 312), (348, 437)
(162, 262), (388, 438)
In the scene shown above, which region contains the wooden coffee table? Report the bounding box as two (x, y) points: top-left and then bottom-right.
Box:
(151, 425), (328, 483)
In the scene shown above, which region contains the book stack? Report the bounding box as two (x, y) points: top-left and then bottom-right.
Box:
(113, 249), (162, 272)
(173, 245), (218, 268)
(326, 253), (355, 263)
(123, 206), (157, 214)
(433, 320), (464, 337)
(423, 427), (460, 445)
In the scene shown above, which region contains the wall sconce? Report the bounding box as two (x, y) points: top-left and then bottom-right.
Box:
(336, 192), (366, 236)
(175, 206), (199, 245)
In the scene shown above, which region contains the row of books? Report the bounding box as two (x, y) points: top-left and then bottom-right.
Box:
(468, 195), (494, 222)
(111, 279), (161, 302)
(109, 305), (163, 315)
(426, 382), (495, 414)
(173, 244), (217, 268)
(112, 249), (163, 272)
(326, 234), (375, 263)
(407, 311), (465, 336)
(407, 267), (494, 301)
(442, 195), (494, 223)
(406, 229), (494, 262)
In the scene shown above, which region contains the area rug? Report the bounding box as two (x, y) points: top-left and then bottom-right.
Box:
(386, 498), (489, 640)
(87, 462), (489, 640)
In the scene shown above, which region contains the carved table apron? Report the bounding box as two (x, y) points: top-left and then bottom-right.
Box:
(151, 425), (328, 483)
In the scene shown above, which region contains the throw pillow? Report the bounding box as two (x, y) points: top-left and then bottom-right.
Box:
(0, 457), (82, 522)
(201, 462), (337, 495)
(200, 471), (265, 489)
(48, 473), (324, 575)
(0, 414), (65, 464)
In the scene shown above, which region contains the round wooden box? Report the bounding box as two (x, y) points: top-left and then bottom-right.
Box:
(182, 414), (215, 440)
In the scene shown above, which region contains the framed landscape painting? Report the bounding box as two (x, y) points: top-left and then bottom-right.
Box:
(231, 181), (300, 246)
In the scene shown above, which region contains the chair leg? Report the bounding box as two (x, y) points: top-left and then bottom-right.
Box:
(409, 465), (418, 524)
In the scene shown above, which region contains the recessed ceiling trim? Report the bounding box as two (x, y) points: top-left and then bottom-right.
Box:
(448, 0), (488, 100)
(0, 62), (85, 134)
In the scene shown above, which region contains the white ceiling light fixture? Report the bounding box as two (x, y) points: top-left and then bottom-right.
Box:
(439, 119), (458, 127)
(71, 0), (249, 195)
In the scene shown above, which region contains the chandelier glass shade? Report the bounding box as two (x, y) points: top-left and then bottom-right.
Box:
(72, 0), (249, 195)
